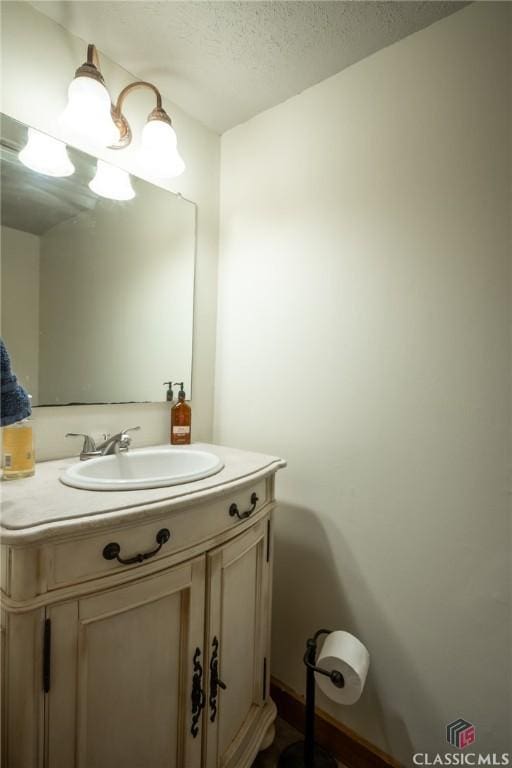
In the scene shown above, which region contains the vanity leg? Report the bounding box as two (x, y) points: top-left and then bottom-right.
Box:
(259, 722), (276, 751)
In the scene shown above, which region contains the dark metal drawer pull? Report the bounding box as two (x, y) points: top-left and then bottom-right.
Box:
(209, 636), (227, 722)
(229, 492), (259, 520)
(191, 647), (206, 737)
(102, 528), (171, 565)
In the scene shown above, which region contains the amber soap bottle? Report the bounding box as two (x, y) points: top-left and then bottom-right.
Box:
(171, 382), (191, 445)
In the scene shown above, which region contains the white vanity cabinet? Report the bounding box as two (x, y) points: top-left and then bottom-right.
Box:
(0, 444), (285, 768)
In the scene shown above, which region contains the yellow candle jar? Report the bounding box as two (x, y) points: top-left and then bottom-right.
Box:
(2, 418), (35, 479)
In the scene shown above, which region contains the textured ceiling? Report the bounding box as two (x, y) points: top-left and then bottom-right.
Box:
(30, 1), (468, 133)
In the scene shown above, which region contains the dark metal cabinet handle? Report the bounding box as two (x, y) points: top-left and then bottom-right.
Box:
(229, 492), (259, 521)
(209, 636), (227, 722)
(191, 648), (206, 737)
(102, 528), (171, 565)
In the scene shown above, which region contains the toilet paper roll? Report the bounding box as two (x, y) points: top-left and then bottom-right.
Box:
(315, 631), (370, 705)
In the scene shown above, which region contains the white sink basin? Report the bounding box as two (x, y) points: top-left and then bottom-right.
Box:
(61, 447), (224, 491)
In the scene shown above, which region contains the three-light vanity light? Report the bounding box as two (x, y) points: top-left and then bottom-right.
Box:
(18, 43), (185, 200)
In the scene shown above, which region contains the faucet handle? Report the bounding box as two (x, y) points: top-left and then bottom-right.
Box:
(119, 426), (141, 442)
(66, 432), (98, 458)
(117, 426), (141, 449)
(65, 433), (97, 454)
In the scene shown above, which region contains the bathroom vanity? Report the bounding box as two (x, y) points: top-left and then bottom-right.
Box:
(0, 443), (285, 768)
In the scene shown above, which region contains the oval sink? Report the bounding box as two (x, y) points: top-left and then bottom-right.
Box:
(60, 447), (224, 491)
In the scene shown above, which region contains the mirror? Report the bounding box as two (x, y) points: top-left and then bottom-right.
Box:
(0, 114), (195, 406)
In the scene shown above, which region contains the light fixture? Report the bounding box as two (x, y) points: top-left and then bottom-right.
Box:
(18, 127), (75, 177)
(61, 44), (185, 178)
(89, 160), (135, 201)
(60, 44), (119, 147)
(139, 110), (185, 178)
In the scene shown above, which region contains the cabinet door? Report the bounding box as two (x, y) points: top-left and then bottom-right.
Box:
(204, 516), (272, 768)
(2, 607), (45, 768)
(46, 557), (206, 768)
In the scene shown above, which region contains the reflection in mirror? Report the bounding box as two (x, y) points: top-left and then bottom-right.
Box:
(0, 114), (195, 406)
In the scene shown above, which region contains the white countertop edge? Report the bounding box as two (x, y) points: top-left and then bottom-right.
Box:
(0, 443), (286, 544)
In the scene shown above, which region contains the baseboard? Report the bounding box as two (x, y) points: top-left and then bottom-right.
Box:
(270, 677), (401, 768)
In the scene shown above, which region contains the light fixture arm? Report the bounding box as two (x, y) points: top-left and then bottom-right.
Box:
(110, 81), (172, 150)
(86, 43), (100, 69)
(74, 43), (105, 84)
(114, 81), (163, 113)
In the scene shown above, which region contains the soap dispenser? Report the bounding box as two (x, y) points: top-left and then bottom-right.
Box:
(164, 381), (174, 446)
(171, 382), (191, 445)
(163, 381), (174, 403)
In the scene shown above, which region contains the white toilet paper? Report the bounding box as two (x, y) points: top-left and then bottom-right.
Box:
(315, 631), (370, 705)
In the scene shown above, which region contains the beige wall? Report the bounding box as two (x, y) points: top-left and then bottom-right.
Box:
(0, 225), (40, 404)
(1, 1), (220, 458)
(215, 3), (511, 760)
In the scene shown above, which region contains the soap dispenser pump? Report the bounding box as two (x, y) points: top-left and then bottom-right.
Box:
(171, 382), (191, 445)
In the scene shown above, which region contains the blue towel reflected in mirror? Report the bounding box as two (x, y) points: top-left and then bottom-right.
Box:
(1, 338), (32, 427)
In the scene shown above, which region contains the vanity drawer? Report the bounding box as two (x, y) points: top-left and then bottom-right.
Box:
(46, 479), (269, 590)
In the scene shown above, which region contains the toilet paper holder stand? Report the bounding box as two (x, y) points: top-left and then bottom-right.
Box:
(278, 628), (344, 768)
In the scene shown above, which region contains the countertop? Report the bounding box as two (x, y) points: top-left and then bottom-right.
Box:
(0, 443), (286, 543)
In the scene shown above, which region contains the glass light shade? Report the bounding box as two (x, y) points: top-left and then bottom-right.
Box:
(60, 75), (119, 147)
(89, 160), (135, 201)
(18, 128), (75, 177)
(139, 119), (185, 178)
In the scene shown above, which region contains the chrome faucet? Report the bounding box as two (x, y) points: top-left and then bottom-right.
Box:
(66, 426), (141, 461)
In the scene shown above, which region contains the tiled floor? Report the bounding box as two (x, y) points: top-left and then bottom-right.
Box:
(252, 718), (343, 767)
